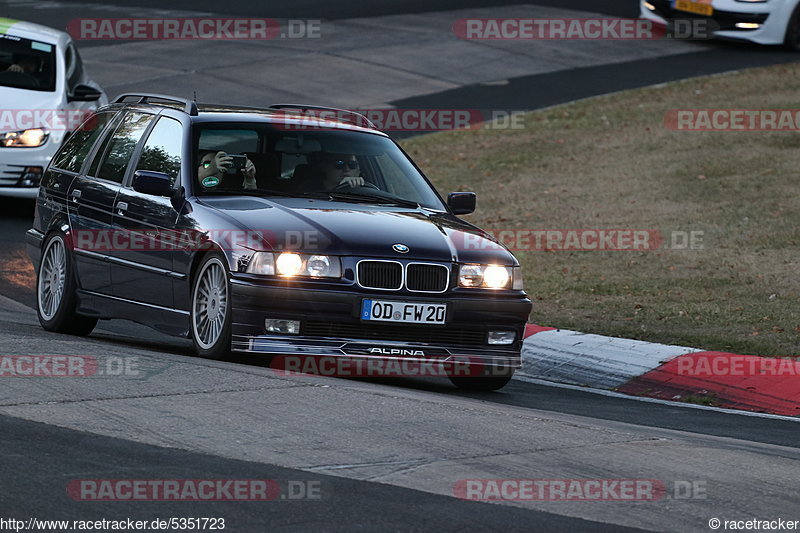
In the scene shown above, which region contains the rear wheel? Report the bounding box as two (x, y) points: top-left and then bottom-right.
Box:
(36, 232), (97, 335)
(190, 254), (232, 360)
(449, 372), (514, 392)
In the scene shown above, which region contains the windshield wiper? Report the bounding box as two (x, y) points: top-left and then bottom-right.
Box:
(315, 191), (420, 209)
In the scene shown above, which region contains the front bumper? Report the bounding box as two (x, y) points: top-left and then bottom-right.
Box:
(641, 0), (789, 45)
(0, 144), (55, 198)
(229, 277), (532, 370)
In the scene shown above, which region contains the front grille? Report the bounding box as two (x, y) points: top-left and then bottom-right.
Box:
(407, 263), (448, 292)
(357, 261), (402, 290)
(303, 321), (486, 347)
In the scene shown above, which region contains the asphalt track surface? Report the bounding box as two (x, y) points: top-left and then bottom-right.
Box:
(2, 1), (800, 532)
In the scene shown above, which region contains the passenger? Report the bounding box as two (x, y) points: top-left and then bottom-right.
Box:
(197, 150), (257, 190)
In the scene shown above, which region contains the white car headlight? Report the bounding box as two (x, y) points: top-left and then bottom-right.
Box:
(247, 252), (341, 278)
(1, 128), (49, 148)
(458, 264), (517, 289)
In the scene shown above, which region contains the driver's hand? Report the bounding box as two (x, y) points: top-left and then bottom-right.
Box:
(337, 176), (365, 188)
(6, 64), (23, 73)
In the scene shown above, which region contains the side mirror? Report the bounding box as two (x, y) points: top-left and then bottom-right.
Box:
(133, 170), (175, 197)
(447, 192), (476, 215)
(68, 84), (103, 102)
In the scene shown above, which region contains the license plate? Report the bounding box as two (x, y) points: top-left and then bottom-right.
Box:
(674, 0), (713, 16)
(361, 299), (446, 325)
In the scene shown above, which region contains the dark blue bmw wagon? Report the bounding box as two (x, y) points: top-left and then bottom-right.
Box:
(26, 93), (532, 390)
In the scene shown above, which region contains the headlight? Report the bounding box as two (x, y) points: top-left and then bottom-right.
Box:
(246, 252), (341, 278)
(459, 264), (515, 289)
(246, 252), (275, 275)
(0, 128), (49, 148)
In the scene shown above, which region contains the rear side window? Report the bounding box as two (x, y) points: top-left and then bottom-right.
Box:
(136, 117), (183, 186)
(50, 112), (112, 173)
(91, 112), (154, 183)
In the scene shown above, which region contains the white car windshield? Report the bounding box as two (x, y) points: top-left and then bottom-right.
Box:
(0, 34), (56, 92)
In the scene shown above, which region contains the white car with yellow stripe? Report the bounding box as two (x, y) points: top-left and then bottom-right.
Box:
(641, 0), (800, 49)
(0, 18), (106, 198)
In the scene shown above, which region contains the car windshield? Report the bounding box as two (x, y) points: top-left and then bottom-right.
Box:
(0, 34), (56, 92)
(193, 126), (446, 211)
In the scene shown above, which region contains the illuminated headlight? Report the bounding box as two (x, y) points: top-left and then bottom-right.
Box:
(1, 128), (49, 148)
(459, 264), (515, 289)
(246, 252), (341, 278)
(276, 252), (303, 276)
(643, 1), (656, 10)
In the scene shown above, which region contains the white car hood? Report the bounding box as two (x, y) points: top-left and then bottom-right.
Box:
(0, 86), (62, 110)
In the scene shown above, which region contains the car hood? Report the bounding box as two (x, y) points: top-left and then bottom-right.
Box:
(196, 196), (517, 265)
(0, 87), (63, 133)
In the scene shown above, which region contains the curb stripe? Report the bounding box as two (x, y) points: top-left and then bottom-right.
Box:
(617, 351), (800, 416)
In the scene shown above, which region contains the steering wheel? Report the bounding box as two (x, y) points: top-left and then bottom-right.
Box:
(336, 181), (380, 191)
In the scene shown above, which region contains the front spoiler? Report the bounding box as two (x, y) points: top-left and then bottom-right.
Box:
(232, 333), (522, 370)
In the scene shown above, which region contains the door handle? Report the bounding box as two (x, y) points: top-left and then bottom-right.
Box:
(70, 189), (82, 202)
(116, 201), (128, 216)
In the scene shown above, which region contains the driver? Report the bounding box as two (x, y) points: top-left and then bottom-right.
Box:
(314, 152), (366, 190)
(5, 55), (39, 74)
(198, 150), (257, 190)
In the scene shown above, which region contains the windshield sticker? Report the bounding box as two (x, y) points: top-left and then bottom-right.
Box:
(202, 176), (220, 188)
(31, 41), (53, 52)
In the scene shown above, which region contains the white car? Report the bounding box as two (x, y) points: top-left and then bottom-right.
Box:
(0, 19), (107, 199)
(641, 0), (800, 49)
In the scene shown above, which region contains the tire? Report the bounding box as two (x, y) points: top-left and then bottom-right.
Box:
(449, 372), (514, 392)
(190, 253), (232, 360)
(36, 232), (97, 336)
(785, 4), (800, 51)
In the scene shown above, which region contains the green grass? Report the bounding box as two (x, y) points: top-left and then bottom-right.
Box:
(402, 63), (800, 356)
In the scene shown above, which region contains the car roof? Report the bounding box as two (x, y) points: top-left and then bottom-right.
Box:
(0, 18), (66, 45)
(100, 100), (390, 137)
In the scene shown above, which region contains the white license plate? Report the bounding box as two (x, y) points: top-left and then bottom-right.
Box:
(361, 299), (446, 325)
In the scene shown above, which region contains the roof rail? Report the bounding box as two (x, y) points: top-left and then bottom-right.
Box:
(268, 104), (376, 129)
(113, 93), (198, 116)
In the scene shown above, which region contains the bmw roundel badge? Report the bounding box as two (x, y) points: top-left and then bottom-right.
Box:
(392, 243), (410, 253)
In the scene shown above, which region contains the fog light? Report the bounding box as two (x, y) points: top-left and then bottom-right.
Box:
(20, 166), (43, 187)
(643, 1), (656, 10)
(265, 319), (300, 335)
(487, 330), (516, 345)
(735, 22), (761, 29)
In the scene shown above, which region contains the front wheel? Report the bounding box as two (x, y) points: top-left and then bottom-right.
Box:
(36, 232), (97, 335)
(190, 254), (232, 360)
(785, 5), (800, 51)
(449, 372), (514, 391)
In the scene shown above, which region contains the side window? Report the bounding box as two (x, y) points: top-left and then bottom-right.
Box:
(50, 112), (112, 173)
(66, 44), (84, 91)
(136, 117), (183, 186)
(91, 112), (154, 183)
